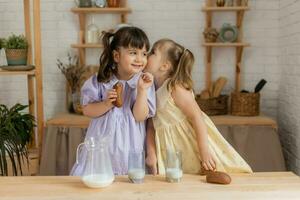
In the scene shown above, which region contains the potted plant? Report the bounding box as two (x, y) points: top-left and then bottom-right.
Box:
(4, 34), (28, 66)
(57, 54), (98, 114)
(0, 103), (35, 176)
(57, 54), (88, 114)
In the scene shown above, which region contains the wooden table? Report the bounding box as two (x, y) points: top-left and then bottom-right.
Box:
(1, 172), (300, 200)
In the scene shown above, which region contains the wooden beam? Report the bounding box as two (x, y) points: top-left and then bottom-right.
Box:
(33, 0), (44, 150)
(78, 14), (86, 66)
(23, 0), (32, 65)
(205, 46), (212, 90)
(235, 47), (244, 92)
(24, 0), (36, 148)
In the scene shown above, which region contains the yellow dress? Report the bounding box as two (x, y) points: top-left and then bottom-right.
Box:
(153, 80), (253, 174)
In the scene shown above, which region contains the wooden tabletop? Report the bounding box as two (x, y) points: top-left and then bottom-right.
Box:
(1, 172), (300, 200)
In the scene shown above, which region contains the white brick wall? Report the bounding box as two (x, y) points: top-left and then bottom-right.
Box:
(0, 0), (281, 120)
(278, 0), (300, 175)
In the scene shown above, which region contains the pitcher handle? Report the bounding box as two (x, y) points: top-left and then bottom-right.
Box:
(76, 142), (85, 164)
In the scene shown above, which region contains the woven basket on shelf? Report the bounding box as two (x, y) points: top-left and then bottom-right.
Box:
(231, 92), (260, 116)
(195, 95), (228, 116)
(5, 49), (27, 66)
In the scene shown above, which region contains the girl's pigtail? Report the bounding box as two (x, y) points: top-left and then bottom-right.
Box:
(98, 31), (116, 82)
(175, 49), (194, 90)
(169, 48), (194, 91)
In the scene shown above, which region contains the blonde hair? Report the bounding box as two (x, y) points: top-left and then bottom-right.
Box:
(153, 39), (194, 91)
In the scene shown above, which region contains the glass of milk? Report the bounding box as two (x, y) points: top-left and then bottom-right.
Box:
(165, 150), (182, 183)
(128, 150), (145, 184)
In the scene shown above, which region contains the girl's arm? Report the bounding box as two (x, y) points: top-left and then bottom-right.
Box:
(145, 118), (157, 175)
(132, 88), (149, 121)
(83, 89), (117, 118)
(171, 85), (216, 171)
(132, 73), (154, 121)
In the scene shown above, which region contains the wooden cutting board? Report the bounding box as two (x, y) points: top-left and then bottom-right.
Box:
(1, 172), (300, 200)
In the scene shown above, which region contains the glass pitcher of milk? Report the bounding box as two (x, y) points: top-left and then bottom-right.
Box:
(76, 137), (114, 188)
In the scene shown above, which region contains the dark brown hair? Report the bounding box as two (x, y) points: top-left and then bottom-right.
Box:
(98, 26), (150, 82)
(153, 39), (194, 91)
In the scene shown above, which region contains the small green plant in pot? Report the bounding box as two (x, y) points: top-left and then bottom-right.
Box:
(0, 103), (35, 176)
(5, 34), (28, 66)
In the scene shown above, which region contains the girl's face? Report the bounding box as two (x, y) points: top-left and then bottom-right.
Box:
(145, 47), (164, 79)
(114, 46), (148, 79)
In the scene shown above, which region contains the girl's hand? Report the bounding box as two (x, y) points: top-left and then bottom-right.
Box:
(138, 72), (154, 90)
(104, 89), (118, 107)
(200, 149), (216, 171)
(146, 154), (157, 175)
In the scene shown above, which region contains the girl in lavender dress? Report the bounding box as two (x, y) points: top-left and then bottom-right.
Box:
(71, 26), (156, 175)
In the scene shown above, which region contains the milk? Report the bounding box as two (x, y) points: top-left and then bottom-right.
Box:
(82, 174), (114, 188)
(128, 168), (145, 184)
(166, 168), (183, 182)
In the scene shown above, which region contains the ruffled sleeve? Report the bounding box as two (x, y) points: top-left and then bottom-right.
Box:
(80, 75), (102, 106)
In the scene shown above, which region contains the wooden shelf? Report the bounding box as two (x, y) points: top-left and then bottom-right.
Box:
(0, 68), (36, 75)
(46, 113), (276, 129)
(210, 115), (277, 129)
(46, 113), (91, 128)
(71, 43), (104, 48)
(203, 42), (250, 47)
(202, 6), (250, 12)
(71, 7), (132, 14)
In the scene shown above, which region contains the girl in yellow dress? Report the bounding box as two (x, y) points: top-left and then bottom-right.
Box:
(145, 39), (252, 175)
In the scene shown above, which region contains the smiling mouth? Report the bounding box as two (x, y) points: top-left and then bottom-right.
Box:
(132, 64), (143, 68)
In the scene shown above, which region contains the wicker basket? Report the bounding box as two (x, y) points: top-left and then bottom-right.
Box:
(5, 49), (27, 66)
(196, 95), (228, 116)
(231, 92), (260, 116)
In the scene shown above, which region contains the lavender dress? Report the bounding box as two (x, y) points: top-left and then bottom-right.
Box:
(70, 73), (156, 175)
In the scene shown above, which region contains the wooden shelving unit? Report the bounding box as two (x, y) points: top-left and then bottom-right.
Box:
(71, 1), (132, 66)
(1, 0), (44, 173)
(202, 0), (250, 92)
